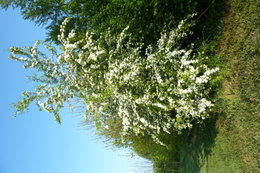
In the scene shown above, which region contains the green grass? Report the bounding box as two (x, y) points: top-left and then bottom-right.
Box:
(180, 0), (259, 172)
(152, 0), (260, 172)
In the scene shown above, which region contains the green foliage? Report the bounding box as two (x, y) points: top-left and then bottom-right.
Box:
(1, 0), (197, 45)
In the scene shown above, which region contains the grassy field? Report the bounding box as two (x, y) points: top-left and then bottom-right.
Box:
(153, 0), (259, 172)
(179, 0), (259, 172)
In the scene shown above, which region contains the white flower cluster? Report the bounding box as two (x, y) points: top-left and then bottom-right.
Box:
(10, 16), (218, 145)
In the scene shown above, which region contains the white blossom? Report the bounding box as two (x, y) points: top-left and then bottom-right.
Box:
(9, 15), (219, 145)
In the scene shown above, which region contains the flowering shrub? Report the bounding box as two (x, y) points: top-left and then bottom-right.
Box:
(10, 15), (218, 145)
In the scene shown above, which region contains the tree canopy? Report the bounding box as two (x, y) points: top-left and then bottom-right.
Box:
(1, 0), (197, 45)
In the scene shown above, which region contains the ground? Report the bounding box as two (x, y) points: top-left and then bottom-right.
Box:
(179, 0), (259, 172)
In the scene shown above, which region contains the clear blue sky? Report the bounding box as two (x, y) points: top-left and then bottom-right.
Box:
(0, 8), (152, 173)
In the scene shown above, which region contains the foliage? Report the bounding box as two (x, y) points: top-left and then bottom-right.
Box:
(9, 15), (218, 145)
(1, 0), (197, 45)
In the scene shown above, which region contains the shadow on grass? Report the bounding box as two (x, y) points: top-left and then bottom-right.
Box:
(177, 0), (227, 172)
(152, 114), (220, 173)
(179, 115), (219, 173)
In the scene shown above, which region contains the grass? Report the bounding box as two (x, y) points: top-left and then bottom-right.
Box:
(180, 0), (259, 172)
(152, 0), (260, 172)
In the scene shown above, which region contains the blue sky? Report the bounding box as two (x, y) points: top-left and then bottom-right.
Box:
(0, 8), (151, 173)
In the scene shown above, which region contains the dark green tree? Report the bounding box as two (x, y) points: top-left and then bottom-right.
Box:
(1, 0), (197, 45)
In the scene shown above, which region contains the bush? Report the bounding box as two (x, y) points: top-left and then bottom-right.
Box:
(9, 15), (219, 145)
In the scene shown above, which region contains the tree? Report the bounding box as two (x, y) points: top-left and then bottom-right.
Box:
(9, 16), (219, 144)
(1, 0), (197, 46)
